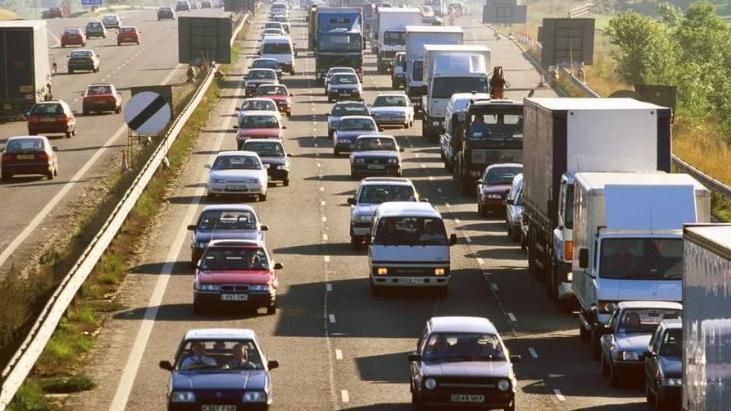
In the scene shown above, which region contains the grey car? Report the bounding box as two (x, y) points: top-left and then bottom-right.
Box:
(333, 115), (379, 156)
(327, 101), (369, 139)
(349, 135), (403, 179)
(327, 73), (363, 102)
(644, 319), (682, 410)
(504, 173), (523, 242)
(600, 301), (682, 387)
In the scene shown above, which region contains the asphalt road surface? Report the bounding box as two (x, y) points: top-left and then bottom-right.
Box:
(63, 9), (650, 411)
(0, 7), (229, 275)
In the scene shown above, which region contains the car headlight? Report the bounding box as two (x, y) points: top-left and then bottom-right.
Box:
(357, 214), (371, 222)
(354, 158), (365, 164)
(424, 378), (437, 390)
(197, 284), (220, 292)
(194, 242), (207, 249)
(614, 351), (640, 361)
(497, 379), (511, 392)
(276, 164), (289, 170)
(171, 391), (196, 402)
(242, 390), (267, 403)
(662, 377), (682, 386)
(432, 120), (439, 126)
(434, 268), (446, 276)
(249, 284), (270, 292)
(388, 158), (398, 164)
(376, 267), (388, 275)
(210, 178), (226, 184)
(486, 194), (502, 199)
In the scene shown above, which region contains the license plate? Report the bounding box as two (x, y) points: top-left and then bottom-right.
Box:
(202, 406), (237, 411)
(221, 294), (248, 301)
(451, 394), (485, 403)
(367, 164), (385, 170)
(16, 154), (35, 160)
(401, 278), (423, 284)
(226, 184), (247, 191)
(40, 118), (55, 122)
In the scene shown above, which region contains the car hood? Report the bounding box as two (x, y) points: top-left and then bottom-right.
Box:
(352, 150), (399, 158)
(198, 270), (273, 285)
(194, 229), (261, 244)
(172, 370), (269, 391)
(421, 360), (512, 378)
(237, 129), (283, 139)
(370, 106), (407, 115)
(209, 170), (264, 180)
(614, 333), (653, 352)
(329, 84), (360, 90)
(659, 356), (682, 377)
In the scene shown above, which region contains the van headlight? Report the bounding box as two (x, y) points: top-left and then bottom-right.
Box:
(376, 267), (388, 275)
(424, 378), (437, 390)
(434, 268), (445, 276)
(171, 391), (196, 402)
(388, 158), (398, 164)
(497, 379), (511, 392)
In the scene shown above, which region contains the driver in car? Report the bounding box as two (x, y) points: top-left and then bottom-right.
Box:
(180, 341), (217, 369)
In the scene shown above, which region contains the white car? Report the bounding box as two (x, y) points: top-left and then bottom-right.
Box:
(260, 28), (286, 40)
(324, 66), (357, 94)
(369, 93), (414, 128)
(206, 151), (269, 201)
(236, 98), (281, 121)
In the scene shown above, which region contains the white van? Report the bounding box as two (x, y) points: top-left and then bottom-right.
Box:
(368, 202), (457, 296)
(260, 35), (296, 75)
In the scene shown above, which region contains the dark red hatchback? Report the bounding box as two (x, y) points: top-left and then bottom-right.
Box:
(1, 136), (59, 181)
(27, 100), (76, 138)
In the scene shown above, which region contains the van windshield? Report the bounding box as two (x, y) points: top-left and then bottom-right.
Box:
(599, 238), (683, 280)
(432, 77), (488, 99)
(374, 217), (447, 245)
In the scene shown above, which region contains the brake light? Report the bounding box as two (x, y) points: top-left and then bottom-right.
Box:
(28, 116), (40, 123)
(56, 115), (68, 123)
(36, 152), (49, 161)
(565, 240), (573, 261)
(2, 153), (14, 162)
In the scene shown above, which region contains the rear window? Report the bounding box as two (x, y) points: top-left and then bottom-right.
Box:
(332, 104), (368, 116)
(120, 27), (136, 33)
(256, 86), (287, 96)
(240, 100), (276, 111)
(5, 138), (45, 153)
(70, 50), (93, 58)
(249, 70), (276, 80)
(340, 118), (376, 131)
(30, 103), (64, 115)
(86, 85), (112, 95)
(262, 42), (292, 54)
(239, 115), (279, 129)
(64, 28), (81, 35)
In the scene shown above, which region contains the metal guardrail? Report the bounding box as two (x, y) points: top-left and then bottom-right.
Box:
(0, 12), (252, 410)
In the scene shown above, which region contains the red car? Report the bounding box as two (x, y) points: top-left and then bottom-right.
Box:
(233, 111), (286, 149)
(117, 26), (141, 45)
(254, 84), (294, 117)
(82, 83), (121, 115)
(60, 28), (85, 47)
(193, 240), (282, 315)
(27, 100), (76, 138)
(476, 163), (523, 217)
(1, 136), (59, 181)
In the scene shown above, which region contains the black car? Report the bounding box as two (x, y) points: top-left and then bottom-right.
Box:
(67, 49), (100, 73)
(176, 0), (192, 11)
(187, 205), (267, 266)
(41, 7), (64, 19)
(409, 316), (519, 410)
(157, 6), (176, 20)
(159, 328), (278, 411)
(350, 135), (403, 179)
(644, 319), (682, 410)
(85, 21), (106, 38)
(241, 139), (292, 186)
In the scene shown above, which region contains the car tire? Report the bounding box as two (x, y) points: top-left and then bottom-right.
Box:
(411, 390), (421, 408)
(350, 170), (358, 180)
(479, 203), (488, 217)
(46, 169), (54, 180)
(83, 108), (89, 115)
(333, 148), (340, 157)
(283, 179), (289, 187)
(328, 130), (333, 139)
(328, 97), (333, 103)
(259, 192), (267, 201)
(68, 68), (74, 74)
(1, 171), (11, 182)
(510, 227), (521, 242)
(266, 304), (276, 315)
(65, 130), (72, 138)
(193, 300), (203, 315)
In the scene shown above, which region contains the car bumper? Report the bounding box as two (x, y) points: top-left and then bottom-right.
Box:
(374, 117), (407, 126)
(84, 101), (117, 110)
(479, 198), (505, 210)
(419, 390), (514, 409)
(350, 223), (372, 236)
(334, 142), (354, 152)
(29, 124), (72, 134)
(657, 385), (681, 405)
(351, 164), (400, 176)
(612, 360), (644, 375)
(194, 291), (274, 309)
(328, 90), (361, 100)
(266, 168), (289, 181)
(118, 37), (139, 43)
(86, 32), (105, 37)
(207, 183), (265, 196)
(68, 63), (95, 70)
(168, 402), (269, 411)
(370, 275), (449, 287)
(2, 162), (53, 176)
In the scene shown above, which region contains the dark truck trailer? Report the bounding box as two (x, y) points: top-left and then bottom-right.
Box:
(313, 7), (364, 81)
(0, 21), (52, 121)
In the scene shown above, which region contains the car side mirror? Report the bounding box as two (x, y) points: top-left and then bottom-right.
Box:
(274, 262), (283, 270)
(159, 360), (173, 371)
(449, 234), (457, 245)
(290, 93), (295, 96)
(204, 164), (211, 169)
(399, 148), (404, 152)
(347, 198), (356, 205)
(287, 153), (293, 157)
(187, 224), (196, 231)
(578, 248), (589, 269)
(407, 353), (421, 362)
(268, 360), (279, 370)
(232, 125), (238, 129)
(509, 355), (521, 364)
(235, 107), (241, 111)
(260, 224), (269, 231)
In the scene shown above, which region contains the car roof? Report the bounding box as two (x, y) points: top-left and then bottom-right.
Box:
(242, 97), (277, 103)
(376, 201), (439, 218)
(70, 48), (93, 52)
(184, 328), (258, 341)
(361, 177), (414, 186)
(208, 239), (264, 248)
(329, 66), (355, 71)
(6, 135), (48, 142)
(340, 115), (374, 121)
(216, 150), (261, 157)
(261, 35), (291, 42)
(617, 301), (683, 310)
(356, 134), (396, 141)
(249, 68), (277, 73)
(334, 101), (366, 106)
(659, 319), (682, 329)
(253, 57), (279, 62)
(429, 316), (498, 334)
(200, 204), (257, 213)
(485, 163), (523, 171)
(240, 110), (279, 116)
(243, 138), (284, 145)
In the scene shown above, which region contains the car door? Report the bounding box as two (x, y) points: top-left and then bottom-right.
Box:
(601, 309), (619, 360)
(411, 326), (430, 388)
(645, 326), (663, 389)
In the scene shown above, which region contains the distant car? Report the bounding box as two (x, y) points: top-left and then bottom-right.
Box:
(254, 84), (293, 117)
(187, 205), (268, 266)
(600, 301), (682, 387)
(193, 240), (282, 314)
(1, 136), (59, 181)
(67, 48), (100, 73)
(237, 98), (280, 120)
(157, 6), (176, 20)
(60, 28), (85, 47)
(159, 328), (279, 408)
(644, 319), (682, 410)
(200, 0), (213, 7)
(264, 21), (289, 34)
(206, 151), (269, 200)
(175, 0), (191, 11)
(234, 111), (286, 149)
(327, 101), (370, 139)
(117, 26), (141, 45)
(85, 21), (107, 39)
(327, 73), (363, 102)
(333, 115), (379, 156)
(244, 68), (279, 97)
(82, 83), (121, 115)
(369, 93), (414, 128)
(409, 316), (520, 410)
(26, 100), (76, 138)
(260, 28), (286, 41)
(504, 173), (523, 242)
(347, 177), (419, 248)
(242, 139), (292, 186)
(191, 1), (201, 9)
(350, 135), (403, 179)
(251, 58), (283, 79)
(476, 163), (523, 217)
(42, 7), (65, 19)
(101, 14), (121, 30)
(324, 66), (358, 95)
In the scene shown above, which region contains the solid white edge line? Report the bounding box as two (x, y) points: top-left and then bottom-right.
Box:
(328, 314), (336, 324)
(476, 257), (484, 266)
(323, 233), (329, 241)
(324, 255), (331, 263)
(335, 349), (343, 360)
(326, 283), (333, 292)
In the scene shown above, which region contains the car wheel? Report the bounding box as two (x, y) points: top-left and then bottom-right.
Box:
(411, 387), (421, 408)
(511, 227), (521, 242)
(46, 169), (54, 180)
(83, 108), (89, 116)
(193, 300), (203, 315)
(645, 381), (656, 404)
(655, 390), (667, 411)
(328, 130), (333, 139)
(333, 148), (340, 157)
(65, 130), (72, 138)
(1, 171), (11, 182)
(68, 68), (74, 74)
(117, 42), (121, 46)
(283, 179), (289, 187)
(350, 170), (358, 180)
(328, 97), (333, 102)
(266, 304), (276, 315)
(259, 192), (267, 201)
(54, 165), (58, 177)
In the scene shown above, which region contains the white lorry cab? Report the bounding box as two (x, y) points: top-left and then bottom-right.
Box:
(368, 202), (457, 296)
(260, 35), (296, 74)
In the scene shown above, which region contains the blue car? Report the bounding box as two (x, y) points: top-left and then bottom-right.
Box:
(159, 328), (279, 411)
(644, 319), (682, 410)
(333, 115), (379, 156)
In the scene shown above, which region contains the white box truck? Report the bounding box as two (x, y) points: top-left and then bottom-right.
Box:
(421, 44), (490, 140)
(374, 7), (422, 73)
(682, 224), (731, 411)
(571, 172), (710, 358)
(403, 25), (463, 113)
(522, 98), (673, 309)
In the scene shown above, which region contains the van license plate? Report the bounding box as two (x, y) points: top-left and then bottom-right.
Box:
(451, 394), (485, 403)
(367, 164), (385, 170)
(202, 406), (236, 411)
(221, 294), (248, 301)
(401, 278), (422, 284)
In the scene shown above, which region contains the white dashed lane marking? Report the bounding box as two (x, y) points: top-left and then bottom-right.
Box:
(528, 347), (539, 359)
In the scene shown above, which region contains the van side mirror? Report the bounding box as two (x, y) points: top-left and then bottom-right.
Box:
(578, 248), (589, 269)
(260, 225), (269, 231)
(449, 234), (457, 245)
(347, 198), (356, 205)
(187, 224), (196, 231)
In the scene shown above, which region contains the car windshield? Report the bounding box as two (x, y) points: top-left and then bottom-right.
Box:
(339, 118), (376, 131)
(86, 85), (112, 95)
(31, 103), (63, 115)
(262, 42), (291, 54)
(659, 329), (682, 357)
(211, 155), (262, 170)
(256, 86), (287, 96)
(599, 238), (683, 280)
(482, 166), (522, 185)
(249, 70), (276, 80)
(468, 110), (524, 142)
(241, 100), (276, 112)
(332, 75), (357, 85)
(374, 217), (448, 245)
(617, 308), (680, 334)
(200, 247), (270, 271)
(253, 60), (278, 69)
(332, 104), (368, 116)
(373, 95), (406, 107)
(358, 185), (415, 204)
(5, 138), (45, 153)
(239, 115), (278, 129)
(423, 333), (506, 362)
(355, 137), (397, 151)
(197, 210), (257, 230)
(243, 141), (285, 158)
(432, 77), (489, 99)
(383, 30), (406, 46)
(175, 339), (264, 371)
(70, 50), (92, 58)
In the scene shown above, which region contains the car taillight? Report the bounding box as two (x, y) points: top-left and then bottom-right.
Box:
(36, 152), (49, 161)
(2, 153), (14, 162)
(565, 240), (573, 261)
(56, 115), (68, 123)
(28, 116), (40, 123)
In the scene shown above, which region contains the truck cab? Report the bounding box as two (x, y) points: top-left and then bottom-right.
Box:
(455, 99), (523, 196)
(439, 92), (489, 172)
(551, 173), (576, 305)
(313, 7), (365, 81)
(375, 8), (422, 73)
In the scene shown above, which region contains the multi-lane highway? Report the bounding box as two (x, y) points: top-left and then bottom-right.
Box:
(0, 8), (228, 275)
(62, 8), (649, 411)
